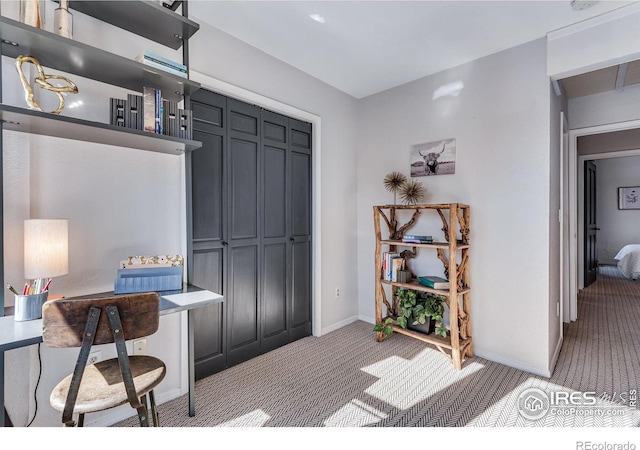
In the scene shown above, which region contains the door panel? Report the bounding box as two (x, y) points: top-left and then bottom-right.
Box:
(263, 146), (287, 238)
(261, 243), (288, 352)
(230, 138), (258, 240)
(191, 249), (225, 378)
(227, 245), (260, 366)
(291, 239), (312, 340)
(291, 152), (311, 237)
(584, 160), (597, 287)
(191, 132), (223, 241)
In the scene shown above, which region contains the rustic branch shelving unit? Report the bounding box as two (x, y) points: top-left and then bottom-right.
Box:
(373, 203), (472, 370)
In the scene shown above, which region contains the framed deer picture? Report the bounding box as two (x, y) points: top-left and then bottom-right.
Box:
(410, 138), (456, 177)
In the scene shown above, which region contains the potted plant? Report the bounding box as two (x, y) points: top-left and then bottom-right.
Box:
(397, 288), (448, 337)
(374, 288), (448, 338)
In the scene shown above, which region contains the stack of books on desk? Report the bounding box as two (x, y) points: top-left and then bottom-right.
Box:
(402, 234), (433, 244)
(114, 255), (184, 294)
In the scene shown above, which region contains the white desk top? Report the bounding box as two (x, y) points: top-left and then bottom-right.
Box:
(0, 287), (223, 352)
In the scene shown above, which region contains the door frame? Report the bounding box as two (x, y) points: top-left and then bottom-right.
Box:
(189, 70), (323, 337)
(567, 119), (640, 322)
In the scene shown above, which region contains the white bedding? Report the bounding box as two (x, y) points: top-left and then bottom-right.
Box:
(614, 245), (640, 280)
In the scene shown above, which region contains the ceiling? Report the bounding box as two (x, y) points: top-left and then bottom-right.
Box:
(189, 0), (638, 99)
(559, 60), (640, 99)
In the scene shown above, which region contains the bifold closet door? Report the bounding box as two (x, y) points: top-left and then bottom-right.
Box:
(226, 99), (262, 367)
(261, 110), (290, 353)
(189, 89), (227, 379)
(289, 119), (312, 341)
(189, 89), (312, 378)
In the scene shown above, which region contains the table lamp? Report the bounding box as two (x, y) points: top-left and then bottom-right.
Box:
(15, 219), (68, 321)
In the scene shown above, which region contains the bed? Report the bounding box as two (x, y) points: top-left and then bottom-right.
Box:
(614, 245), (640, 280)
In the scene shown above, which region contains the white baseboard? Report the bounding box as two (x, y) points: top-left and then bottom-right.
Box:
(83, 386), (184, 427)
(359, 314), (375, 325)
(549, 336), (564, 376)
(474, 348), (552, 378)
(321, 315), (360, 335)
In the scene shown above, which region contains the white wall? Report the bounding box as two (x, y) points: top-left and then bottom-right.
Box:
(547, 2), (640, 80)
(188, 20), (360, 333)
(356, 39), (554, 375)
(548, 83), (564, 370)
(3, 3), (360, 427)
(569, 83), (640, 130)
(596, 156), (640, 264)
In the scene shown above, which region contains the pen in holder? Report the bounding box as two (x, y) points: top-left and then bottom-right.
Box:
(14, 291), (48, 321)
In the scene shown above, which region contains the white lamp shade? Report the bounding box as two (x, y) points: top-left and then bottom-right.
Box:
(24, 219), (69, 279)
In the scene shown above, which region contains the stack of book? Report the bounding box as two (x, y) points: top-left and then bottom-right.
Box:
(417, 275), (450, 290)
(402, 234), (433, 244)
(382, 252), (406, 282)
(109, 90), (192, 139)
(136, 50), (188, 79)
(114, 254), (184, 294)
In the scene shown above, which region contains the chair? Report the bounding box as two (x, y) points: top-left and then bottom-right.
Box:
(42, 292), (166, 427)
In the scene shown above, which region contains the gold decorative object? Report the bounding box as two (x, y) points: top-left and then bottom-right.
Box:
(399, 180), (425, 205)
(383, 171), (407, 205)
(16, 55), (78, 115)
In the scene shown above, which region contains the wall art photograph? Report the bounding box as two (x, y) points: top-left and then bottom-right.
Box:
(410, 138), (456, 177)
(618, 186), (640, 210)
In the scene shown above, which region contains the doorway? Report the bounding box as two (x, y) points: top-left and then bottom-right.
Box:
(566, 120), (640, 322)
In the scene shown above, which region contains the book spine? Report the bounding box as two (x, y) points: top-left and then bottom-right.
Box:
(139, 58), (188, 78)
(155, 89), (163, 134)
(143, 87), (156, 133)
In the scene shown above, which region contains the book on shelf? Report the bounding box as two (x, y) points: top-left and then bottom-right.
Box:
(155, 88), (163, 134)
(402, 234), (433, 244)
(138, 58), (188, 78)
(136, 50), (187, 72)
(402, 238), (433, 244)
(417, 275), (450, 290)
(143, 87), (163, 134)
(391, 257), (404, 282)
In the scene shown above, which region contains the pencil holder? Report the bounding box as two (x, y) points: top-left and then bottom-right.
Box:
(14, 291), (48, 321)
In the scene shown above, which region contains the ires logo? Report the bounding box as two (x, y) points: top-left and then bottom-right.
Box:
(517, 387), (634, 421)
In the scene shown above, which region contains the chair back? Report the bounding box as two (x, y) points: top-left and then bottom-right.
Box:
(42, 292), (160, 348)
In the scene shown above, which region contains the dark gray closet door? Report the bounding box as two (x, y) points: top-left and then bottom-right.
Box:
(189, 89), (313, 378)
(289, 119), (312, 341)
(190, 89), (227, 379)
(226, 99), (262, 367)
(261, 110), (290, 353)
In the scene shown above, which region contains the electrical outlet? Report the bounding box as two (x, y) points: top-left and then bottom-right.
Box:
(88, 351), (101, 365)
(133, 338), (148, 355)
(335, 287), (340, 298)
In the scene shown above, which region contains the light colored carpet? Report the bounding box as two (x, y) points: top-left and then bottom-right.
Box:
(116, 265), (640, 427)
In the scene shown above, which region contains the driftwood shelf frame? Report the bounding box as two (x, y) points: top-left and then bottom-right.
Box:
(373, 203), (472, 370)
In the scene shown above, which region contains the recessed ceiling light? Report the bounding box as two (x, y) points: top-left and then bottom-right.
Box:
(571, 0), (598, 11)
(309, 14), (325, 24)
